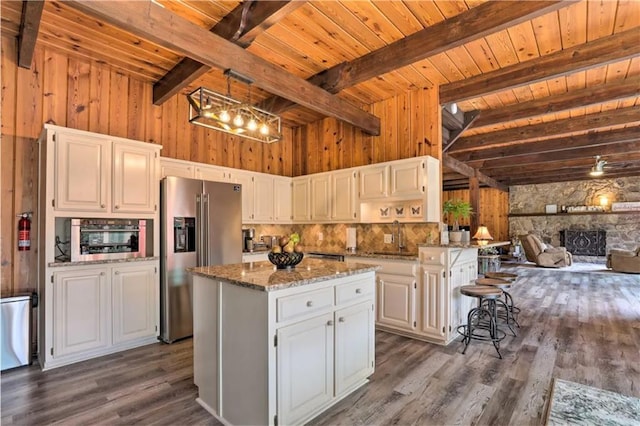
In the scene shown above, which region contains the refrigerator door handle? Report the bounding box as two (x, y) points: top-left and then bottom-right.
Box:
(196, 194), (203, 267)
(202, 193), (210, 265)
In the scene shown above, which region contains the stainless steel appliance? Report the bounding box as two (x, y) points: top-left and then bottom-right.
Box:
(242, 228), (255, 252)
(69, 219), (150, 262)
(160, 176), (242, 343)
(307, 252), (345, 261)
(1, 293), (33, 371)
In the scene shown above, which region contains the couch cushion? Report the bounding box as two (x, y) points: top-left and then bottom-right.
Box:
(609, 249), (636, 257)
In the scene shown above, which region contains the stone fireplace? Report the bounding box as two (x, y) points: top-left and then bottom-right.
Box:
(560, 229), (606, 256)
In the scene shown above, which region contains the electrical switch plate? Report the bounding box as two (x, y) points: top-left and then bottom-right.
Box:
(318, 232), (323, 241)
(384, 234), (392, 244)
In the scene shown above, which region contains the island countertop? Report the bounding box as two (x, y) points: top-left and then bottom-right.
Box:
(189, 258), (379, 292)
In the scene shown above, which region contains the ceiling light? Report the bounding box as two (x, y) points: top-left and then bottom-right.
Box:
(450, 103), (458, 114)
(187, 70), (281, 143)
(589, 155), (606, 177)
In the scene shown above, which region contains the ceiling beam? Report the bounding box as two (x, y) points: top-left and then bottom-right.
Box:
(467, 140), (640, 169)
(68, 1), (380, 135)
(470, 78), (640, 129)
(440, 28), (640, 104)
(449, 106), (640, 153)
(442, 154), (508, 191)
(452, 127), (640, 162)
(264, 0), (573, 114)
(443, 110), (480, 153)
(17, 0), (44, 69)
(153, 1), (304, 105)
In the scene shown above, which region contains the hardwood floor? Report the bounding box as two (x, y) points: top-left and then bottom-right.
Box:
(2, 268), (639, 425)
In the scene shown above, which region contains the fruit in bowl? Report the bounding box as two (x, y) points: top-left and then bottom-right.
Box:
(269, 233), (304, 269)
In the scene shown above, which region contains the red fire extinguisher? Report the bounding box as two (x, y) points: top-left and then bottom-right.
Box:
(18, 213), (31, 251)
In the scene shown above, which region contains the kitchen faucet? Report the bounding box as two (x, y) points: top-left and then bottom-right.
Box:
(392, 220), (405, 252)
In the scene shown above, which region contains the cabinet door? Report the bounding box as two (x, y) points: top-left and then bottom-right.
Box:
(253, 174), (274, 222)
(194, 165), (229, 182)
(420, 267), (446, 339)
(310, 174), (331, 221)
(376, 273), (415, 330)
(292, 178), (310, 222)
(273, 177), (292, 223)
(112, 263), (157, 344)
(232, 172), (254, 222)
(112, 142), (157, 213)
(160, 158), (194, 178)
(53, 268), (110, 357)
(277, 313), (334, 426)
(335, 301), (375, 396)
(359, 165), (388, 200)
(54, 131), (109, 212)
(390, 159), (424, 198)
(332, 170), (357, 221)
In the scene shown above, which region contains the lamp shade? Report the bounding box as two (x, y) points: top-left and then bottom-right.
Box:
(472, 225), (493, 241)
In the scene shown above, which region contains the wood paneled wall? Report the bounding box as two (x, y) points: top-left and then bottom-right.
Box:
(291, 87), (442, 176)
(443, 188), (509, 242)
(0, 37), (295, 292)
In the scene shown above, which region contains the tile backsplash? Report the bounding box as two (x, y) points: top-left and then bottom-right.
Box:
(247, 223), (440, 253)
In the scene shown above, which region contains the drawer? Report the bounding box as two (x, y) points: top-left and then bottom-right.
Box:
(335, 279), (374, 306)
(420, 251), (445, 265)
(276, 287), (333, 323)
(376, 259), (417, 276)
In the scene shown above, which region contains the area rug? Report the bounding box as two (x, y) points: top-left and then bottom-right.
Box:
(502, 262), (623, 275)
(544, 378), (640, 425)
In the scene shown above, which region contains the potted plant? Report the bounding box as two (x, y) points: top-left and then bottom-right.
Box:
(442, 199), (473, 242)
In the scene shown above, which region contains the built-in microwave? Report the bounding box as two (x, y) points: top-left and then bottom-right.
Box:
(70, 219), (151, 262)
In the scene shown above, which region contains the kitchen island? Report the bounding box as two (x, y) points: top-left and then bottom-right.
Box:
(189, 258), (378, 426)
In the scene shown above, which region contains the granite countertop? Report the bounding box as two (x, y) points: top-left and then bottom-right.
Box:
(49, 256), (159, 267)
(305, 247), (419, 261)
(189, 258), (379, 292)
(418, 241), (511, 249)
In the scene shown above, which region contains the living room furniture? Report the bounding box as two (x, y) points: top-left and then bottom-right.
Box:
(519, 234), (573, 268)
(606, 247), (640, 274)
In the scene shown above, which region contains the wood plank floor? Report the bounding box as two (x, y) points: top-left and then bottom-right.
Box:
(2, 268), (639, 425)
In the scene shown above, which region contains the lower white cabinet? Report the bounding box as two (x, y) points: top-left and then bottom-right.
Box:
(193, 272), (376, 426)
(45, 260), (159, 370)
(376, 273), (416, 331)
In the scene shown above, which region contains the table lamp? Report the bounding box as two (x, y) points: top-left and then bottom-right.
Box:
(472, 225), (493, 246)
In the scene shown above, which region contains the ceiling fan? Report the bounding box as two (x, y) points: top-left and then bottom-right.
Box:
(589, 155), (607, 177)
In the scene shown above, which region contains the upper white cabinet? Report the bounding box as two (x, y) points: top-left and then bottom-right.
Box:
(48, 126), (160, 216)
(292, 177), (311, 222)
(310, 173), (331, 222)
(274, 176), (292, 222)
(390, 159), (425, 198)
(160, 158), (195, 179)
(253, 174), (276, 222)
(359, 164), (388, 200)
(331, 170), (358, 222)
(194, 164), (230, 182)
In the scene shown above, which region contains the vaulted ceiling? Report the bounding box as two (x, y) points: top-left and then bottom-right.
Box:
(2, 0), (639, 188)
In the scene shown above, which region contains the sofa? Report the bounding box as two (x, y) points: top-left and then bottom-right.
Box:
(607, 247), (640, 273)
(519, 233), (573, 268)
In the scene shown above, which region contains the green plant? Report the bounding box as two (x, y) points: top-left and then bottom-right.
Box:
(442, 199), (473, 231)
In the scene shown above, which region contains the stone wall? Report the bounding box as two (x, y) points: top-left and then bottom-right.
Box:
(509, 177), (640, 254)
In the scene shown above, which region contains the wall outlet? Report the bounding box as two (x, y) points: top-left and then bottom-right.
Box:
(318, 232), (323, 241)
(384, 234), (392, 244)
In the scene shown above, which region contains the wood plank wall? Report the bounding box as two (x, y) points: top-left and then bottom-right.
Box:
(0, 37), (294, 292)
(442, 189), (510, 242)
(291, 87), (442, 176)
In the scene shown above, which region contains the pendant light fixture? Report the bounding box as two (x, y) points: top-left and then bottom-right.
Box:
(187, 69), (282, 143)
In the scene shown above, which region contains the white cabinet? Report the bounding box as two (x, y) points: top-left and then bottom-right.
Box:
(292, 177), (311, 222)
(310, 173), (331, 222)
(194, 164), (230, 182)
(50, 126), (160, 215)
(419, 247), (478, 344)
(193, 271), (376, 426)
(331, 170), (358, 222)
(359, 164), (388, 200)
(277, 312), (334, 426)
(273, 176), (292, 222)
(112, 263), (157, 344)
(390, 159), (425, 198)
(160, 157), (194, 178)
(376, 274), (415, 331)
(253, 174), (275, 222)
(53, 267), (110, 357)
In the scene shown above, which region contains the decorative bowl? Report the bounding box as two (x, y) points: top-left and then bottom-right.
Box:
(268, 251), (304, 269)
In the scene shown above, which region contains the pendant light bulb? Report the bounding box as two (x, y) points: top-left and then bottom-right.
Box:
(219, 110), (230, 123)
(259, 123), (270, 135)
(247, 118), (258, 131)
(233, 113), (244, 127)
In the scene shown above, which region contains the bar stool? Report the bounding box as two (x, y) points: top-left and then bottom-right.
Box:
(476, 278), (518, 336)
(484, 272), (521, 322)
(457, 285), (506, 359)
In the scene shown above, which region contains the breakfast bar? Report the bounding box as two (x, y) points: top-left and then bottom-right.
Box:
(189, 258), (378, 426)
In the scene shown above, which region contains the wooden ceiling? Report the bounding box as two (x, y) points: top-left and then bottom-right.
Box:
(2, 0), (639, 188)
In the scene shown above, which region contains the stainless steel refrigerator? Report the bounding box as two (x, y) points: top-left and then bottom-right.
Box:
(160, 176), (242, 343)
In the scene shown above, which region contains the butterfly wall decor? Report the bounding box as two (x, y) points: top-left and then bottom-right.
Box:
(379, 207), (390, 217)
(395, 207), (405, 217)
(410, 205), (421, 217)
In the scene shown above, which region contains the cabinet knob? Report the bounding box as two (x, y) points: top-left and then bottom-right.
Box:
(429, 256), (435, 260)
(338, 317), (345, 323)
(115, 205), (119, 209)
(101, 204), (106, 208)
(100, 272), (105, 276)
(306, 301), (313, 307)
(114, 271), (120, 275)
(355, 288), (362, 294)
(327, 320), (333, 326)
